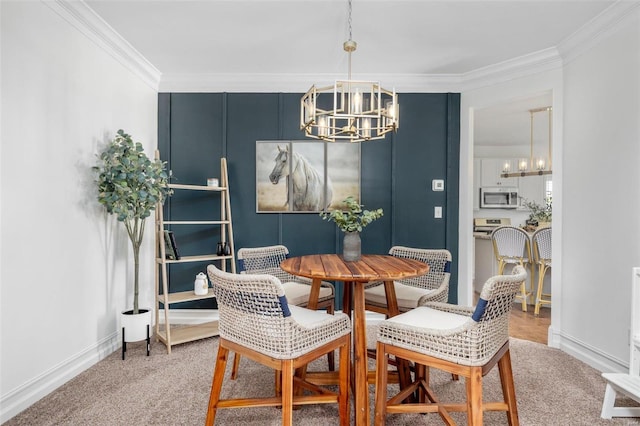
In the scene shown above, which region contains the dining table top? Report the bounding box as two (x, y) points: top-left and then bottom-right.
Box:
(280, 253), (430, 283)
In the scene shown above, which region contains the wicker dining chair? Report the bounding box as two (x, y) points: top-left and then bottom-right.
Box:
(233, 245), (336, 378)
(491, 226), (533, 311)
(363, 246), (452, 316)
(205, 265), (351, 426)
(531, 226), (552, 315)
(374, 265), (528, 426)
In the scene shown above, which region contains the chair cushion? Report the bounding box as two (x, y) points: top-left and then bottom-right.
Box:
(384, 306), (470, 330)
(289, 305), (342, 328)
(364, 282), (433, 309)
(282, 281), (333, 306)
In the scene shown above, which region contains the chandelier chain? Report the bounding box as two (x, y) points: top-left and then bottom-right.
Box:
(348, 0), (353, 41)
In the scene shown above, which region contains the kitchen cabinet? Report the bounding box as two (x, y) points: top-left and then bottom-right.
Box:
(480, 158), (518, 187)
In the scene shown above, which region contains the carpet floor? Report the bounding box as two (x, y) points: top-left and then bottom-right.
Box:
(5, 336), (640, 425)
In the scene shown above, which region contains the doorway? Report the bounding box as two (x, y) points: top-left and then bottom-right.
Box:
(462, 88), (559, 346)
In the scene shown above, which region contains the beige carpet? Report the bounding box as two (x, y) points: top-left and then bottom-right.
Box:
(5, 336), (640, 425)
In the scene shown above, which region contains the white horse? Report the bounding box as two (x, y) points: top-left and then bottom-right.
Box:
(269, 145), (333, 211)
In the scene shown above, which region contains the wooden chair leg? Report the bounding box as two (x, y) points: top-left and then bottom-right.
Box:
(281, 359), (294, 426)
(338, 338), (350, 426)
(498, 349), (519, 426)
(230, 352), (241, 380)
(519, 281), (528, 312)
(466, 367), (483, 426)
(534, 264), (544, 315)
(374, 342), (389, 426)
(206, 345), (230, 426)
(415, 363), (429, 403)
(326, 302), (335, 371)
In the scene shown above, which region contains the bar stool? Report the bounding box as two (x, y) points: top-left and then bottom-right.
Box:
(531, 226), (552, 315)
(491, 225), (533, 311)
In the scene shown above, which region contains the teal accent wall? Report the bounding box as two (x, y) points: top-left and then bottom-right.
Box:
(158, 92), (460, 308)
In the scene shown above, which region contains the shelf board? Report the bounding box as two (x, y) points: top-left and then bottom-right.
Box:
(162, 220), (230, 225)
(156, 321), (219, 346)
(169, 183), (227, 191)
(159, 288), (216, 304)
(156, 254), (233, 264)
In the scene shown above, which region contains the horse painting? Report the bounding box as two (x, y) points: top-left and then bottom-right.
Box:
(269, 145), (333, 211)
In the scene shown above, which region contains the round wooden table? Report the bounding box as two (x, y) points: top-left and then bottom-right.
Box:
(280, 254), (429, 426)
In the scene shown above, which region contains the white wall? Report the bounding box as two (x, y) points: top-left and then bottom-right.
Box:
(560, 8), (640, 370)
(0, 2), (158, 421)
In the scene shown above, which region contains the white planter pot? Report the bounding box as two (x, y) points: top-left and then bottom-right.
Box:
(121, 308), (151, 343)
(121, 308), (151, 360)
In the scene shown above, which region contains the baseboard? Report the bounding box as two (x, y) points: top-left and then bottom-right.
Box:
(0, 332), (119, 424)
(551, 328), (628, 374)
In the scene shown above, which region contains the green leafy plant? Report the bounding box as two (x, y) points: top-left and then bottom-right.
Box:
(521, 197), (552, 223)
(94, 129), (172, 314)
(320, 196), (383, 233)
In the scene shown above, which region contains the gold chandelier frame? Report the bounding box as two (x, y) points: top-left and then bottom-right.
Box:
(300, 1), (398, 143)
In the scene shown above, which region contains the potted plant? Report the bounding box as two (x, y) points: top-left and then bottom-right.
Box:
(320, 196), (383, 261)
(94, 129), (171, 356)
(521, 197), (552, 229)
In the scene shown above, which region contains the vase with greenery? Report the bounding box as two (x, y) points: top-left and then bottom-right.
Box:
(94, 129), (172, 320)
(320, 196), (383, 261)
(521, 197), (552, 226)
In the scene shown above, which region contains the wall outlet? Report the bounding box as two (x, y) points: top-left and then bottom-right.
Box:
(434, 206), (443, 218)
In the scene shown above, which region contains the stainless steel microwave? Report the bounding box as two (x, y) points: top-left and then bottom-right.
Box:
(480, 187), (519, 209)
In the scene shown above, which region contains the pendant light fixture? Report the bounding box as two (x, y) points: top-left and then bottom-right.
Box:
(300, 0), (399, 143)
(500, 106), (553, 178)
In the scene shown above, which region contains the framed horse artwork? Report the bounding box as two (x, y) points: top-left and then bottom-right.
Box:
(256, 140), (360, 213)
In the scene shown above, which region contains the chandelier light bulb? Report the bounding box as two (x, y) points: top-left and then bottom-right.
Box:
(519, 159), (528, 172)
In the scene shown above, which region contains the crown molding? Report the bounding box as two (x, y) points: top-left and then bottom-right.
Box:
(460, 47), (562, 92)
(558, 0), (640, 66)
(158, 72), (463, 93)
(159, 49), (561, 94)
(43, 0), (161, 90)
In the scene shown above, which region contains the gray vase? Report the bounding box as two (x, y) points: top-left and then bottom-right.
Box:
(343, 231), (361, 261)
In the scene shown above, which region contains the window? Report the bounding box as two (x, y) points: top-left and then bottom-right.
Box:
(544, 178), (553, 206)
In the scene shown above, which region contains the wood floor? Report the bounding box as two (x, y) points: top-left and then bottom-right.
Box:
(509, 304), (551, 344)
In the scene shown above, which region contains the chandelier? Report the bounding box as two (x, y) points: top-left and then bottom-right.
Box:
(300, 0), (399, 143)
(500, 106), (553, 178)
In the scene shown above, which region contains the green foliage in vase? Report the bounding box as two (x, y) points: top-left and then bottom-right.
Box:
(521, 197), (552, 223)
(94, 129), (172, 314)
(319, 196), (383, 233)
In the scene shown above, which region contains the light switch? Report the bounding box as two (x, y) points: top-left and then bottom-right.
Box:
(434, 206), (443, 218)
(432, 179), (444, 191)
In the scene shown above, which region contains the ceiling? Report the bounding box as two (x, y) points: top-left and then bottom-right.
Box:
(474, 92), (553, 147)
(82, 0), (616, 146)
(85, 0), (615, 77)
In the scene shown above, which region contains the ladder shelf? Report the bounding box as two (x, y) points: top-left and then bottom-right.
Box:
(154, 155), (235, 354)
